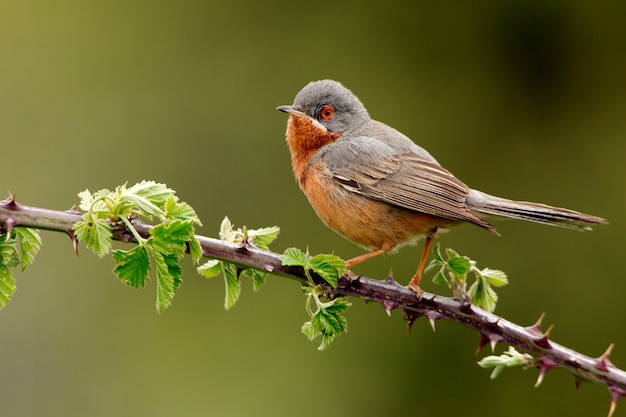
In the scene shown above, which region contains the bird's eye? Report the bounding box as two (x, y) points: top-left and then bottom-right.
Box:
(320, 105), (335, 121)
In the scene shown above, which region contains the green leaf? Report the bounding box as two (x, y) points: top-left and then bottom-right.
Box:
(188, 235), (202, 264)
(197, 259), (223, 278)
(248, 226), (280, 250)
(478, 347), (536, 379)
(112, 246), (150, 288)
(0, 237), (19, 268)
(468, 275), (498, 313)
(164, 195), (202, 225)
(481, 268), (508, 287)
(301, 321), (320, 341)
(149, 219), (193, 258)
(307, 298), (350, 350)
(222, 262), (241, 310)
(77, 189), (95, 212)
(447, 256), (471, 277)
(127, 180), (174, 207)
(432, 271), (449, 287)
(219, 216), (235, 242)
(153, 250), (182, 313)
(14, 228), (41, 271)
(73, 215), (113, 257)
(431, 243), (444, 263)
(0, 265), (16, 309)
(241, 268), (266, 292)
(309, 254), (346, 288)
(121, 193), (164, 218)
(281, 247), (308, 267)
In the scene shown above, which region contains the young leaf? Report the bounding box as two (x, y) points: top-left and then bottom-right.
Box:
(0, 265), (16, 309)
(77, 189), (95, 212)
(73, 215), (113, 257)
(222, 262), (241, 310)
(149, 219), (193, 258)
(14, 228), (41, 271)
(164, 196), (202, 225)
(431, 243), (444, 263)
(241, 268), (267, 292)
(481, 268), (508, 287)
(219, 217), (235, 242)
(301, 320), (320, 341)
(468, 275), (498, 313)
(120, 193), (164, 218)
(248, 226), (280, 250)
(445, 247), (461, 259)
(153, 251), (182, 313)
(432, 271), (449, 287)
(188, 235), (203, 265)
(447, 256), (471, 277)
(281, 247), (308, 267)
(0, 237), (19, 268)
(112, 246), (150, 288)
(309, 254), (346, 288)
(197, 259), (223, 279)
(307, 298), (350, 350)
(478, 346), (536, 379)
(127, 181), (174, 207)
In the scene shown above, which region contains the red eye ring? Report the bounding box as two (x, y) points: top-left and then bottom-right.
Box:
(320, 105), (335, 121)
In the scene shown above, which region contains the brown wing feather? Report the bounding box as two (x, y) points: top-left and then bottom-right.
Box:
(321, 137), (496, 232)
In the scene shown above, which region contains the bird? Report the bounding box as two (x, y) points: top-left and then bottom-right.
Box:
(277, 79), (607, 295)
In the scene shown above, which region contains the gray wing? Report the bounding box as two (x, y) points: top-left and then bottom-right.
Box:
(320, 135), (495, 230)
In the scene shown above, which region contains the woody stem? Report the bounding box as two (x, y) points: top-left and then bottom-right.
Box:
(1, 197), (626, 401)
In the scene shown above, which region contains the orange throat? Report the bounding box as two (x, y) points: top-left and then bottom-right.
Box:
(285, 116), (340, 186)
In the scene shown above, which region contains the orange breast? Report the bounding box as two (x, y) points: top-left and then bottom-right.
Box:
(285, 115), (340, 189)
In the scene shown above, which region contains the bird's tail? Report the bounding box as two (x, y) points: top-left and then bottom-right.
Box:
(467, 190), (607, 231)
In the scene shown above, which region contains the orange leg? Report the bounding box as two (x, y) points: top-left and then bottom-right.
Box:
(407, 235), (434, 294)
(346, 247), (387, 267)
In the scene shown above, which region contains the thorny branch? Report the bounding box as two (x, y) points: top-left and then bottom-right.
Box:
(1, 196), (625, 415)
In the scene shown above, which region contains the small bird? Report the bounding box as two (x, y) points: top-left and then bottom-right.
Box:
(277, 80), (606, 294)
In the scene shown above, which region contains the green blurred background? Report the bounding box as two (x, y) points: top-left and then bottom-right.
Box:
(1, 1), (625, 416)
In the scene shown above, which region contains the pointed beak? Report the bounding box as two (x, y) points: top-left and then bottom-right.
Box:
(276, 105), (308, 118)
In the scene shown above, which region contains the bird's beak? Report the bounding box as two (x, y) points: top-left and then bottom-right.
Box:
(276, 105), (308, 118)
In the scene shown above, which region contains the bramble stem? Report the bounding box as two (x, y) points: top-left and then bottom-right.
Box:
(1, 196), (625, 409)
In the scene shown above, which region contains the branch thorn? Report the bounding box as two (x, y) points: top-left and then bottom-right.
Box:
(382, 271), (402, 288)
(543, 324), (554, 339)
(526, 312), (546, 336)
(608, 387), (626, 417)
(66, 203), (81, 215)
(535, 358), (556, 387)
(476, 333), (489, 354)
(428, 316), (437, 332)
(402, 309), (421, 335)
(595, 343), (616, 372)
(476, 332), (503, 354)
(67, 229), (79, 256)
(379, 299), (400, 316)
(423, 311), (442, 332)
(3, 192), (17, 206)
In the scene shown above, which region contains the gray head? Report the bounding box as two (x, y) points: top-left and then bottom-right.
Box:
(277, 80), (370, 133)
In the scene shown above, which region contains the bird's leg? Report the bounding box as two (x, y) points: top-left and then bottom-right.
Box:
(407, 235), (434, 297)
(346, 247), (387, 267)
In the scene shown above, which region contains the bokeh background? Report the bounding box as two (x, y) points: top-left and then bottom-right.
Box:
(1, 1), (625, 416)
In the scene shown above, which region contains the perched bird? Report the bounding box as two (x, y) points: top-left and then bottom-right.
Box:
(277, 80), (606, 294)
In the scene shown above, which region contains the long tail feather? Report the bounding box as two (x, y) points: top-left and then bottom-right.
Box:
(467, 190), (607, 231)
